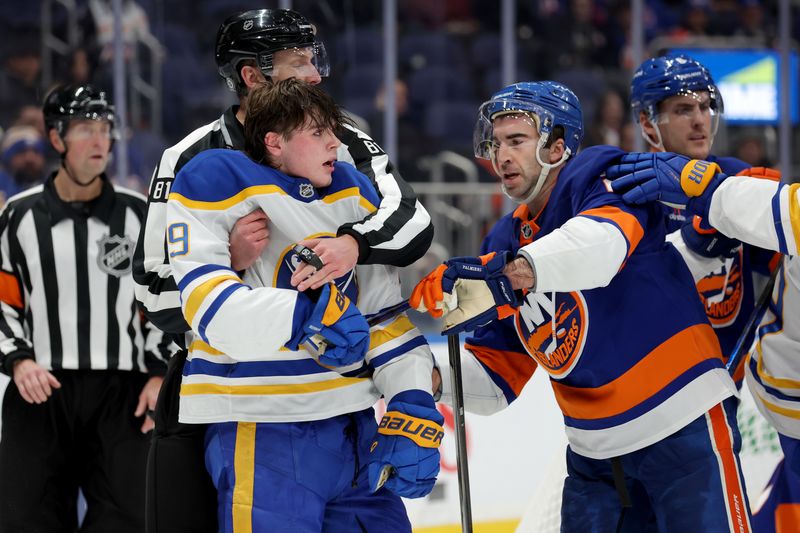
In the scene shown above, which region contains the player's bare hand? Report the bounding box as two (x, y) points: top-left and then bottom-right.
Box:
(12, 359), (61, 404)
(135, 376), (164, 433)
(291, 235), (359, 291)
(230, 209), (270, 271)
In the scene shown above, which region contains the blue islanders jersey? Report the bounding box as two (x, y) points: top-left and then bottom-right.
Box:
(165, 149), (434, 424)
(465, 145), (736, 459)
(664, 155), (777, 377)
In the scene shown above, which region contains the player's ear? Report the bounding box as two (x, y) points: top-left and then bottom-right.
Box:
(264, 131), (282, 160)
(640, 113), (658, 143)
(240, 65), (265, 90)
(548, 138), (565, 164)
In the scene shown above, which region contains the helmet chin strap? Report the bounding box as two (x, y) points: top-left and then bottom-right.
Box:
(497, 135), (571, 205)
(641, 120), (665, 152)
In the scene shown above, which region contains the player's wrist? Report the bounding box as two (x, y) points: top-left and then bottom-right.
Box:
(505, 256), (536, 291)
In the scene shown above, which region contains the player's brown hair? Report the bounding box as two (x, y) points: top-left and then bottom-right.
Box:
(244, 78), (347, 166)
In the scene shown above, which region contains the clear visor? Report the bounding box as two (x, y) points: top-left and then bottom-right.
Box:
(268, 42), (329, 80)
(473, 98), (549, 160)
(652, 89), (723, 136)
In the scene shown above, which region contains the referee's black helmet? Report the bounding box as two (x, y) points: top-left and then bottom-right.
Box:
(215, 9), (328, 93)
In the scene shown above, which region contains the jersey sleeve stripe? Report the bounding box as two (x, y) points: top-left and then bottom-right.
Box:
(197, 284), (246, 344)
(552, 323), (721, 420)
(184, 274), (242, 324)
(368, 315), (416, 350)
(787, 183), (800, 255)
(578, 206), (644, 260)
(177, 264), (237, 292)
(774, 183), (792, 255)
(368, 336), (428, 369)
(0, 271), (22, 308)
(464, 342), (537, 397)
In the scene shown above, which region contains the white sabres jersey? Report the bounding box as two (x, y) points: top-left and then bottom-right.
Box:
(707, 176), (800, 437)
(165, 149), (433, 424)
(746, 256), (800, 439)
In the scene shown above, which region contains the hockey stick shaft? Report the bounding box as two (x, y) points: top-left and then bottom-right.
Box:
(448, 332), (473, 532)
(725, 264), (780, 376)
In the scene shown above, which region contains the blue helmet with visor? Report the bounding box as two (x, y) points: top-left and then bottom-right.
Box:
(474, 81), (583, 203)
(630, 54), (723, 150)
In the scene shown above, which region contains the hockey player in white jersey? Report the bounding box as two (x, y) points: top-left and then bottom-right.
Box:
(165, 79), (440, 532)
(134, 9), (433, 532)
(608, 148), (800, 532)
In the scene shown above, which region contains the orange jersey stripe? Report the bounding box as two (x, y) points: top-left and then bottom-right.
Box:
(707, 403), (751, 533)
(0, 271), (22, 309)
(579, 206), (645, 259)
(775, 503), (800, 533)
(552, 324), (722, 420)
(465, 343), (537, 398)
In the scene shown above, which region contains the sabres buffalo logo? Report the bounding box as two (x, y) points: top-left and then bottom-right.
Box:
(274, 242), (358, 303)
(96, 234), (135, 277)
(696, 248), (743, 327)
(515, 290), (588, 378)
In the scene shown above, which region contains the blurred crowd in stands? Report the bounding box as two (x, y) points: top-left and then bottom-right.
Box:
(0, 0), (796, 202)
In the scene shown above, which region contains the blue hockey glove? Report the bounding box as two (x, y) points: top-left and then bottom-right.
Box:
(681, 215), (741, 259)
(410, 251), (519, 335)
(368, 390), (443, 499)
(607, 152), (727, 217)
(286, 283), (370, 367)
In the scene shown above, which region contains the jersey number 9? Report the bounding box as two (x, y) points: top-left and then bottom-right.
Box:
(168, 223), (189, 257)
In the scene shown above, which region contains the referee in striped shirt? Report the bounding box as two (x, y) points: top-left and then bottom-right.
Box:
(0, 84), (169, 532)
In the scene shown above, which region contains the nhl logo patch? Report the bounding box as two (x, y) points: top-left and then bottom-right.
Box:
(299, 183), (314, 198)
(521, 223), (533, 240)
(96, 234), (135, 277)
(243, 19), (254, 31)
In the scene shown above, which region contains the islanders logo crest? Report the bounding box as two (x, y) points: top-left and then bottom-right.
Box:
(515, 290), (588, 379)
(696, 248), (743, 327)
(274, 241), (359, 303)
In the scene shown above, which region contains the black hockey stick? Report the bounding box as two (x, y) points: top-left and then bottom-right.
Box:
(725, 263), (780, 376)
(448, 332), (474, 532)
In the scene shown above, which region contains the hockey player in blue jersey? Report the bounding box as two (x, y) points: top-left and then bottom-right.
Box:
(630, 54), (779, 384)
(411, 81), (752, 532)
(164, 79), (441, 532)
(607, 122), (800, 532)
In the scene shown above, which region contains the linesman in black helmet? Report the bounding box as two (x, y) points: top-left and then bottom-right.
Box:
(0, 84), (170, 532)
(132, 8), (434, 533)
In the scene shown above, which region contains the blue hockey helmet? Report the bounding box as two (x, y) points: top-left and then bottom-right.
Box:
(474, 81), (584, 161)
(630, 54), (723, 124)
(474, 81), (583, 204)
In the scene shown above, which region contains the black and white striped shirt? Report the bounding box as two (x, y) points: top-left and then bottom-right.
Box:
(133, 105), (433, 335)
(0, 174), (169, 375)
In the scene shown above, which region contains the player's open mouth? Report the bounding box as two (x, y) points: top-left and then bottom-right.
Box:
(323, 159), (336, 168)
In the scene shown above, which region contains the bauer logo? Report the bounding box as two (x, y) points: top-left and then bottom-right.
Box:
(515, 290), (588, 378)
(696, 249), (743, 327)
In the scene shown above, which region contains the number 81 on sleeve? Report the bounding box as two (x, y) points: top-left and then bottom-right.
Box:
(167, 223), (189, 257)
